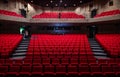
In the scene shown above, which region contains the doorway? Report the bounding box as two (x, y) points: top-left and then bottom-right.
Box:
(91, 9), (97, 18)
(87, 25), (98, 38)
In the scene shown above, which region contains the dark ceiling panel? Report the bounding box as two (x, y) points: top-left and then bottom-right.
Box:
(25, 0), (93, 7)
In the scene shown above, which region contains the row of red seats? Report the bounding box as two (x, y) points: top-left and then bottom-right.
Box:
(94, 9), (120, 18)
(0, 9), (23, 17)
(27, 34), (94, 60)
(61, 12), (85, 18)
(1, 58), (120, 66)
(0, 63), (120, 77)
(0, 34), (22, 58)
(95, 34), (120, 57)
(0, 34), (120, 76)
(32, 12), (58, 18)
(32, 12), (85, 19)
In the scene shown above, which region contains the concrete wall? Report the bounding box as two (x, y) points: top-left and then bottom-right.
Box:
(0, 0), (24, 14)
(27, 3), (43, 19)
(0, 0), (43, 19)
(97, 0), (119, 13)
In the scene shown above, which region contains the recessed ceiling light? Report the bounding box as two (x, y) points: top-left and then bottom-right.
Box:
(55, 4), (58, 6)
(31, 0), (33, 2)
(46, 4), (48, 6)
(64, 4), (67, 6)
(60, 0), (62, 3)
(80, 1), (82, 3)
(50, 0), (53, 3)
(74, 4), (76, 6)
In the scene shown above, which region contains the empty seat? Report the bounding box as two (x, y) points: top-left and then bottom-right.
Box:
(6, 65), (20, 77)
(70, 58), (79, 65)
(61, 58), (69, 65)
(51, 58), (60, 65)
(33, 59), (42, 65)
(42, 58), (51, 65)
(101, 66), (115, 76)
(5, 59), (15, 65)
(78, 65), (90, 76)
(19, 65), (31, 76)
(67, 65), (78, 75)
(56, 65), (66, 75)
(14, 60), (23, 65)
(88, 59), (97, 64)
(32, 65), (43, 76)
(0, 65), (8, 77)
(0, 59), (5, 65)
(90, 65), (103, 76)
(98, 59), (107, 65)
(44, 65), (55, 75)
(23, 59), (32, 65)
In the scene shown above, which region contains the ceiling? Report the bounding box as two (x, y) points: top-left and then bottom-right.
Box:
(25, 0), (93, 7)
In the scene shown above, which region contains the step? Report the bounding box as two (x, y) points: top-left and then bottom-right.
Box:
(90, 44), (99, 45)
(21, 41), (29, 42)
(93, 53), (107, 56)
(90, 42), (98, 44)
(11, 56), (25, 59)
(16, 47), (27, 50)
(93, 51), (106, 54)
(91, 48), (103, 50)
(95, 56), (109, 59)
(14, 50), (26, 53)
(89, 40), (95, 41)
(20, 43), (29, 45)
(12, 53), (26, 56)
(91, 47), (102, 48)
(93, 50), (104, 53)
(17, 47), (28, 49)
(89, 39), (95, 40)
(90, 45), (100, 47)
(22, 40), (29, 41)
(89, 41), (97, 42)
(19, 44), (28, 47)
(89, 40), (97, 43)
(21, 42), (29, 43)
(92, 49), (104, 52)
(19, 44), (28, 46)
(15, 50), (27, 52)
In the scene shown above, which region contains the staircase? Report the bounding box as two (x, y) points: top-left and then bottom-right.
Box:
(89, 38), (109, 59)
(11, 38), (30, 59)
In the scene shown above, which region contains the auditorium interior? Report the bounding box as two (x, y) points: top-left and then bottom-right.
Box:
(0, 0), (120, 77)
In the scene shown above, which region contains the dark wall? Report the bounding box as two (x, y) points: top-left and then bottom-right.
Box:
(97, 23), (120, 34)
(30, 23), (87, 34)
(0, 22), (120, 34)
(0, 22), (21, 34)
